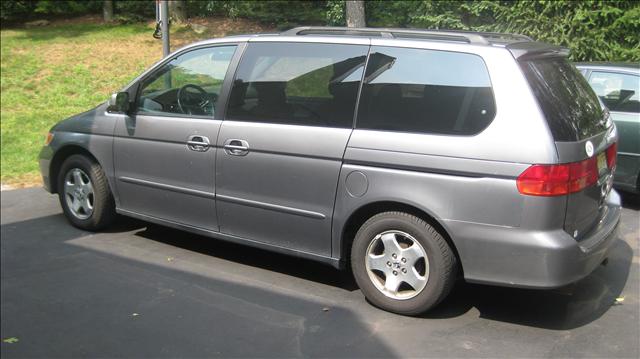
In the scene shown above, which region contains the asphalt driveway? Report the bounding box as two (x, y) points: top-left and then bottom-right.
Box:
(1, 188), (639, 358)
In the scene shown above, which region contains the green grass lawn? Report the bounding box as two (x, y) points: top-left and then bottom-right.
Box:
(0, 17), (269, 187)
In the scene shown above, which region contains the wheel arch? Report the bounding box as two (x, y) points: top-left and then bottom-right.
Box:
(339, 201), (463, 275)
(49, 145), (103, 194)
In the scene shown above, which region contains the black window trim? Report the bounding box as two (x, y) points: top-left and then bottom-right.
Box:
(350, 44), (373, 130)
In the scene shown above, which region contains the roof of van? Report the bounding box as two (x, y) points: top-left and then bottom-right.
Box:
(187, 27), (569, 61)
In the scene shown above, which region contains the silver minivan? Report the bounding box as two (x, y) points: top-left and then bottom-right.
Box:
(39, 27), (621, 315)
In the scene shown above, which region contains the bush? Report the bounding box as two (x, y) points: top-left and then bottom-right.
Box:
(1, 1), (35, 21)
(114, 0), (155, 19)
(363, 0), (639, 61)
(1, 0), (102, 21)
(481, 1), (640, 61)
(202, 0), (327, 27)
(1, 0), (146, 22)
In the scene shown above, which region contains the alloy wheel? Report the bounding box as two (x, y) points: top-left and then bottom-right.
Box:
(365, 230), (430, 300)
(63, 168), (94, 220)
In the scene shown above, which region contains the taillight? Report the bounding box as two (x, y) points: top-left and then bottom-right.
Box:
(517, 157), (598, 196)
(517, 164), (571, 196)
(567, 157), (599, 193)
(605, 142), (617, 169)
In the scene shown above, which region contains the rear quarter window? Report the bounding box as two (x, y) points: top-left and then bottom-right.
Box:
(520, 58), (607, 141)
(356, 46), (496, 136)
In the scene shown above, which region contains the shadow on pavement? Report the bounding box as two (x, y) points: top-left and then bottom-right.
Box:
(1, 214), (394, 358)
(620, 191), (640, 210)
(132, 218), (634, 331)
(425, 238), (632, 330)
(137, 224), (359, 291)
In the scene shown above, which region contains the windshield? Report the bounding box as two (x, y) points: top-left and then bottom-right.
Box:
(520, 57), (607, 141)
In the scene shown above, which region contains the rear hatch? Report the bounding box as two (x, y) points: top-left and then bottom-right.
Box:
(517, 52), (617, 240)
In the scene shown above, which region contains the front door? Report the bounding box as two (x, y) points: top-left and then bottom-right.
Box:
(114, 44), (238, 231)
(216, 41), (368, 256)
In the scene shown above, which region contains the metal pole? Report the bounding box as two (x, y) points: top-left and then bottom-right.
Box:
(161, 0), (169, 58)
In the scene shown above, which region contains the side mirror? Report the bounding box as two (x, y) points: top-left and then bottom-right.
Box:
(108, 92), (130, 113)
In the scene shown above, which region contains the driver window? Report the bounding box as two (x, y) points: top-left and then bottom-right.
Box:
(137, 45), (237, 117)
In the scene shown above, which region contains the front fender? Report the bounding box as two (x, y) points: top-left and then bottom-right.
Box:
(39, 102), (119, 203)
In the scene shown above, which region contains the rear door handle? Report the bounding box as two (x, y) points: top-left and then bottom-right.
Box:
(187, 135), (210, 152)
(223, 139), (250, 156)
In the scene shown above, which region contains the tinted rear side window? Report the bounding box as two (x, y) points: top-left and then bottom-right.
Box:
(356, 46), (496, 135)
(227, 42), (368, 128)
(520, 58), (606, 141)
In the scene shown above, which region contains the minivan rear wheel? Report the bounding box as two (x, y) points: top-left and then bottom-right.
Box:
(351, 212), (457, 315)
(57, 154), (115, 231)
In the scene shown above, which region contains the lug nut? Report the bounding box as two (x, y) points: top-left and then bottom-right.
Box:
(393, 271), (398, 276)
(402, 268), (407, 274)
(392, 253), (397, 259)
(401, 258), (406, 263)
(386, 261), (391, 267)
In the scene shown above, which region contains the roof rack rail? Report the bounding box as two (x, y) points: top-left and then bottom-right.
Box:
(443, 29), (533, 42)
(281, 26), (533, 45)
(281, 26), (488, 45)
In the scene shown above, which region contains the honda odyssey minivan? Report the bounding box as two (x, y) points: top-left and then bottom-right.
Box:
(40, 27), (621, 315)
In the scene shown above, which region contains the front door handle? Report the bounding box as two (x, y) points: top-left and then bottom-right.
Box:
(187, 135), (210, 152)
(223, 139), (250, 156)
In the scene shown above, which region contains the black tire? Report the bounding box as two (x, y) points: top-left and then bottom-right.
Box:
(351, 212), (457, 315)
(57, 154), (116, 231)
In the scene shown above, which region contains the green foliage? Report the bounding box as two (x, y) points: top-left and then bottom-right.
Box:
(0, 1), (31, 21)
(114, 0), (155, 19)
(1, 0), (101, 21)
(186, 0), (226, 17)
(33, 0), (101, 15)
(479, 1), (640, 61)
(368, 0), (468, 29)
(325, 0), (345, 26)
(1, 0), (328, 27)
(0, 0), (146, 22)
(203, 1), (327, 28)
(364, 0), (639, 62)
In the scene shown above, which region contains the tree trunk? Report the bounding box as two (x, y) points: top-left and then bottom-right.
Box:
(168, 0), (187, 24)
(345, 0), (366, 28)
(103, 0), (113, 22)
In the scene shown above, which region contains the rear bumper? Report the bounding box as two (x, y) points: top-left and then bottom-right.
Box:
(448, 190), (621, 288)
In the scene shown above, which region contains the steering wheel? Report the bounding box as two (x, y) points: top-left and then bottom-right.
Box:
(177, 84), (217, 115)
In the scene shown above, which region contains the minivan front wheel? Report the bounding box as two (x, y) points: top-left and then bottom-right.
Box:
(58, 154), (115, 231)
(351, 212), (457, 315)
